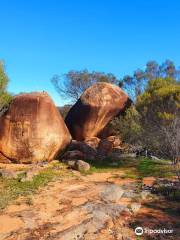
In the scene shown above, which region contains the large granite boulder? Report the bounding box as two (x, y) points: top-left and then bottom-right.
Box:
(0, 92), (71, 163)
(65, 82), (131, 140)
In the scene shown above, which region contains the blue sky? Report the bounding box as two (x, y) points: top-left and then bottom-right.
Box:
(1, 0), (180, 106)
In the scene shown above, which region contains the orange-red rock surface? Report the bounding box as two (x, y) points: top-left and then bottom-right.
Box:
(0, 92), (71, 163)
(65, 82), (131, 140)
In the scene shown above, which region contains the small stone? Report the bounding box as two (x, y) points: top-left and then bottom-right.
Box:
(100, 185), (124, 203)
(0, 169), (26, 179)
(66, 160), (76, 168)
(123, 190), (139, 199)
(130, 202), (141, 213)
(142, 177), (156, 187)
(21, 169), (39, 182)
(37, 161), (49, 167)
(74, 160), (90, 172)
(151, 155), (160, 160)
(141, 190), (150, 200)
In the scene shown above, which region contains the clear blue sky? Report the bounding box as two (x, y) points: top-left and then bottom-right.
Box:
(1, 0), (180, 106)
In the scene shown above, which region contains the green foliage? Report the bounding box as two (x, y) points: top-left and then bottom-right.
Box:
(136, 77), (179, 129)
(137, 77), (179, 106)
(120, 158), (173, 179)
(85, 157), (173, 180)
(112, 75), (180, 160)
(110, 106), (142, 144)
(135, 77), (180, 159)
(0, 162), (72, 210)
(51, 69), (120, 102)
(58, 104), (72, 119)
(137, 158), (173, 178)
(0, 61), (9, 91)
(122, 60), (180, 100)
(0, 61), (12, 114)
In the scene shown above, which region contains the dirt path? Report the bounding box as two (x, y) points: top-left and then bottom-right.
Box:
(0, 171), (179, 240)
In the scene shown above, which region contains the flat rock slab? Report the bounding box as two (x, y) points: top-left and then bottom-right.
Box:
(100, 184), (124, 202)
(0, 215), (24, 238)
(0, 171), (149, 240)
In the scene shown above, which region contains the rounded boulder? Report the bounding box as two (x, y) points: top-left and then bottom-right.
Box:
(65, 82), (131, 140)
(0, 92), (71, 163)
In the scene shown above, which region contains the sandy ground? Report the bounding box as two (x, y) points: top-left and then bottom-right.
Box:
(0, 170), (179, 240)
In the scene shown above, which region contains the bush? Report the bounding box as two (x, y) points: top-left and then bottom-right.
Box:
(0, 61), (12, 116)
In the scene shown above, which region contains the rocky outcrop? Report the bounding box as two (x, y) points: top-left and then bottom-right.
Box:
(0, 92), (71, 163)
(63, 150), (85, 160)
(106, 136), (122, 148)
(65, 82), (131, 140)
(84, 137), (100, 150)
(68, 140), (97, 160)
(64, 135), (123, 161)
(97, 139), (113, 157)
